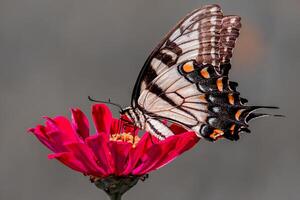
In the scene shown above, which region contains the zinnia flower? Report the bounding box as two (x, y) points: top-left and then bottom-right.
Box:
(29, 104), (199, 200)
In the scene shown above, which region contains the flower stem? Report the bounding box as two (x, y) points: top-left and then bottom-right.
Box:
(92, 175), (149, 200)
(109, 192), (122, 200)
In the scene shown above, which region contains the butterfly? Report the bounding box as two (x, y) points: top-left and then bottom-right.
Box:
(92, 4), (278, 142)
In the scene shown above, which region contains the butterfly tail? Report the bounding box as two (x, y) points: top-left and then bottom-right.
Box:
(199, 103), (280, 141)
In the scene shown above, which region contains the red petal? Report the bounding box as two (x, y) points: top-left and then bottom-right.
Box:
(149, 132), (199, 172)
(142, 133), (158, 149)
(108, 141), (132, 176)
(48, 152), (88, 173)
(71, 108), (90, 139)
(28, 125), (57, 152)
(132, 143), (165, 175)
(46, 131), (70, 152)
(132, 134), (179, 174)
(110, 118), (122, 135)
(169, 123), (188, 134)
(120, 115), (139, 134)
(110, 116), (138, 135)
(133, 132), (199, 174)
(65, 142), (108, 177)
(92, 104), (113, 135)
(123, 133), (152, 175)
(85, 133), (114, 175)
(44, 116), (78, 142)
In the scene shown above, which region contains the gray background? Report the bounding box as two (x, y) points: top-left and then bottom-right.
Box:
(0, 0), (299, 200)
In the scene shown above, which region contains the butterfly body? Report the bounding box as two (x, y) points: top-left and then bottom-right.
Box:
(120, 4), (277, 142)
(122, 107), (175, 140)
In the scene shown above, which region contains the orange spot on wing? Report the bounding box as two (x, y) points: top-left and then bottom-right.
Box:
(199, 95), (207, 102)
(200, 67), (210, 78)
(235, 109), (244, 120)
(182, 63), (194, 73)
(217, 78), (223, 92)
(210, 129), (224, 140)
(230, 124), (236, 135)
(228, 93), (234, 105)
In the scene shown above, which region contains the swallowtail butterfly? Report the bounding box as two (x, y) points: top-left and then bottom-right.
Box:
(96, 4), (279, 141)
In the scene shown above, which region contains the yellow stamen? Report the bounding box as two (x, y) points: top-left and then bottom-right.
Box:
(110, 133), (140, 148)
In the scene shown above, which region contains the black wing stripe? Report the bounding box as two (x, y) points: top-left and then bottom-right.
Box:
(148, 84), (178, 107)
(144, 63), (158, 85)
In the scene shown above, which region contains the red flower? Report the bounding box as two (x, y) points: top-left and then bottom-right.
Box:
(29, 104), (199, 178)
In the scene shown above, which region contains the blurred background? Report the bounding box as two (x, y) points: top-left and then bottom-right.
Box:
(0, 0), (298, 200)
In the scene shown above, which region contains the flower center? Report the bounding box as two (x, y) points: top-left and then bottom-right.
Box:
(110, 133), (140, 147)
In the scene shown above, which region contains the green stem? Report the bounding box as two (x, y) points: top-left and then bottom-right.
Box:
(93, 175), (149, 200)
(109, 192), (122, 200)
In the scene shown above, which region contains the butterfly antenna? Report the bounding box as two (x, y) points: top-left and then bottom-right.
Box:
(88, 96), (124, 112)
(273, 114), (286, 118)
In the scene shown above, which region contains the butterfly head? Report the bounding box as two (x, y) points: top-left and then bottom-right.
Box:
(120, 107), (136, 123)
(119, 106), (130, 115)
(120, 107), (146, 130)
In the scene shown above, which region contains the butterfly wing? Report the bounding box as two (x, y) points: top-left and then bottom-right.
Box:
(138, 60), (278, 141)
(132, 4), (223, 107)
(132, 4), (276, 141)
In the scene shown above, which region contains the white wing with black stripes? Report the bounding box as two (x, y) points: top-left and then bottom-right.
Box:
(126, 4), (278, 141)
(132, 4), (224, 104)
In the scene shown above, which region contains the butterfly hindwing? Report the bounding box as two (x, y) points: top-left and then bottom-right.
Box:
(138, 60), (276, 141)
(138, 65), (207, 129)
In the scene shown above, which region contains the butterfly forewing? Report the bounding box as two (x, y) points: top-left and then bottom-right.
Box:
(128, 4), (276, 141)
(220, 16), (242, 64)
(132, 4), (224, 106)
